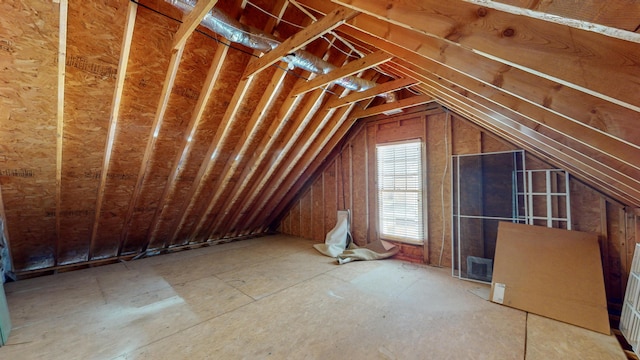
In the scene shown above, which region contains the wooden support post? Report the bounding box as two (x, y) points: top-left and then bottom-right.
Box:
(55, 0), (69, 265)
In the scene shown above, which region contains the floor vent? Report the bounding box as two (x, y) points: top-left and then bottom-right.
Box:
(467, 256), (493, 282)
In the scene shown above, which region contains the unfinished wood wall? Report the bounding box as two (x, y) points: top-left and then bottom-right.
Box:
(278, 107), (640, 305)
(0, 0), (60, 270)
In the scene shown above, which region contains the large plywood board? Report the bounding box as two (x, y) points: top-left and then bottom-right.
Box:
(490, 222), (609, 334)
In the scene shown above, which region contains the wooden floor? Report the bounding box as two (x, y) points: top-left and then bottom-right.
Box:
(0, 235), (625, 359)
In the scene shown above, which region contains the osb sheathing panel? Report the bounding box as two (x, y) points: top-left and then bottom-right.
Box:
(350, 127), (368, 246)
(121, 32), (219, 255)
(204, 72), (303, 239)
(145, 51), (241, 249)
(323, 162), (337, 237)
(91, 6), (178, 259)
(164, 47), (255, 245)
(186, 66), (278, 242)
(311, 177), (324, 242)
(426, 112), (451, 265)
(58, 0), (128, 265)
(289, 199), (301, 236)
(299, 189), (312, 240)
(337, 146), (351, 212)
(0, 0), (58, 270)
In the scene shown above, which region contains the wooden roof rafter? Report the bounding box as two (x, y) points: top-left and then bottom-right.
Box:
(169, 0), (291, 245)
(201, 22), (342, 239)
(188, 62), (289, 243)
(145, 41), (230, 250)
(89, 1), (138, 260)
(331, 0), (640, 110)
(201, 76), (315, 239)
(300, 0), (640, 165)
(263, 97), (377, 229)
(305, 1), (640, 150)
(326, 77), (418, 109)
(233, 69), (379, 235)
(119, 43), (185, 256)
(243, 6), (360, 77)
(166, 1), (292, 246)
(399, 65), (640, 206)
(172, 0), (219, 50)
(251, 105), (360, 232)
(240, 85), (357, 234)
(167, 64), (256, 246)
(212, 86), (330, 237)
(348, 94), (434, 119)
(291, 49), (393, 96)
(328, 15), (640, 178)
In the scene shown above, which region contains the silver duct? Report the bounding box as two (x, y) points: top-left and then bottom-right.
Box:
(165, 0), (389, 94)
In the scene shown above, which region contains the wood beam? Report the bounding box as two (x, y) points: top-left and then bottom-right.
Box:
(167, 70), (256, 246)
(264, 105), (366, 230)
(237, 70), (379, 234)
(349, 94), (433, 119)
(326, 77), (417, 108)
(172, 0), (218, 50)
(396, 64), (640, 195)
(332, 22), (640, 180)
(146, 42), (230, 250)
(242, 92), (352, 233)
(243, 6), (360, 77)
(119, 43), (185, 255)
(208, 39), (343, 238)
(404, 68), (640, 206)
(253, 96), (367, 231)
(54, 0), (68, 265)
(291, 50), (392, 96)
(89, 1), (137, 259)
(331, 0), (640, 110)
(189, 63), (289, 242)
(214, 88), (329, 237)
(169, 0), (291, 245)
(202, 83), (308, 239)
(302, 1), (640, 150)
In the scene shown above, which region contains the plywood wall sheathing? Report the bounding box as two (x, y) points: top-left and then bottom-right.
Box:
(1, 0), (60, 271)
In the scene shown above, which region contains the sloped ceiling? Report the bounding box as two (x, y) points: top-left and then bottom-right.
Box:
(0, 0), (638, 274)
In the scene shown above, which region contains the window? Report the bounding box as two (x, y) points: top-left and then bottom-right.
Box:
(376, 140), (424, 242)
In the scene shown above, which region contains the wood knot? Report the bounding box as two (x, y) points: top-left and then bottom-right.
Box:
(386, 3), (393, 10)
(477, 7), (488, 17)
(502, 28), (515, 37)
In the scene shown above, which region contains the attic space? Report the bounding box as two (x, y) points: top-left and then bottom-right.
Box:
(0, 0), (639, 358)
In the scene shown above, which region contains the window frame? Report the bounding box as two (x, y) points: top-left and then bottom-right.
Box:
(375, 138), (426, 244)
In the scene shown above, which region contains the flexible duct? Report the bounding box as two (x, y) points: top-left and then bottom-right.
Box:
(165, 0), (390, 95)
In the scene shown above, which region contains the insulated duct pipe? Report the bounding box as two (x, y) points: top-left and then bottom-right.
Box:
(165, 0), (393, 96)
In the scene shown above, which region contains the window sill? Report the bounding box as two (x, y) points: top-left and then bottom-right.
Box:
(380, 236), (424, 246)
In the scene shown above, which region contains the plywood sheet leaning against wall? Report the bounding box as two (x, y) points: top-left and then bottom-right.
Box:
(490, 222), (610, 334)
(0, 0), (59, 271)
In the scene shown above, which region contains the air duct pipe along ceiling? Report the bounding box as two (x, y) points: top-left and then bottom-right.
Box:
(165, 0), (390, 96)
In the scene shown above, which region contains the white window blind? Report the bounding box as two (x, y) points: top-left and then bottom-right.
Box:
(376, 140), (423, 241)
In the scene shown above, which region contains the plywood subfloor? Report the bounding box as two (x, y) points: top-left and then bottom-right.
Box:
(0, 235), (624, 359)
